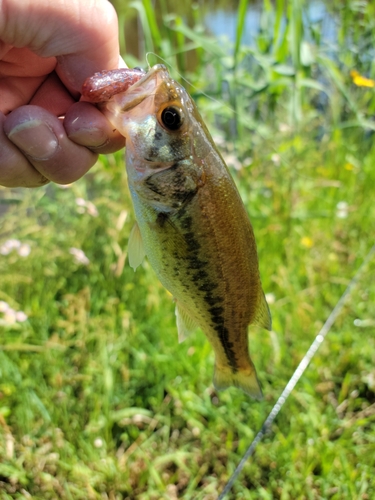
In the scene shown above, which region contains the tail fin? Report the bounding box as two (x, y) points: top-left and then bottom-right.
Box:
(213, 365), (263, 400)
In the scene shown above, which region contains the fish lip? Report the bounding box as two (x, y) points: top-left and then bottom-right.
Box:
(113, 64), (169, 112)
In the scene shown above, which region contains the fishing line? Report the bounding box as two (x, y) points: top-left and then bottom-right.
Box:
(137, 54), (373, 495)
(218, 243), (375, 499)
(145, 52), (238, 113)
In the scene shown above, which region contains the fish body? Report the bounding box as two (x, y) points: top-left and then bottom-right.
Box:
(101, 65), (271, 398)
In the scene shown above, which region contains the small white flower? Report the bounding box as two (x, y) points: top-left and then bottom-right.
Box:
(271, 153), (281, 165)
(0, 300), (10, 313)
(1, 239), (30, 256)
(336, 201), (348, 210)
(265, 293), (276, 304)
(7, 239), (21, 249)
(15, 311), (28, 322)
(86, 201), (98, 217)
(18, 244), (31, 257)
(0, 239), (21, 255)
(0, 245), (11, 255)
(0, 301), (28, 324)
(75, 197), (86, 207)
(279, 123), (291, 133)
(4, 309), (17, 325)
(69, 248), (90, 266)
(75, 198), (98, 217)
(94, 438), (103, 448)
(336, 201), (348, 219)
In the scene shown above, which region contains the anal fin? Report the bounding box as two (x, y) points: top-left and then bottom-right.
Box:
(175, 301), (198, 343)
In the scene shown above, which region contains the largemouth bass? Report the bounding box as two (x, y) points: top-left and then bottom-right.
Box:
(83, 65), (271, 399)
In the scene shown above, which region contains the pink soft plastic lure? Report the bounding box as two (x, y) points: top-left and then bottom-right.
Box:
(81, 67), (146, 102)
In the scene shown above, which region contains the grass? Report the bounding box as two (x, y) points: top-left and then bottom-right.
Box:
(1, 1), (375, 498)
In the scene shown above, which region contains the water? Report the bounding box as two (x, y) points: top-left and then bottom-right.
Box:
(120, 0), (338, 63)
(205, 1), (337, 48)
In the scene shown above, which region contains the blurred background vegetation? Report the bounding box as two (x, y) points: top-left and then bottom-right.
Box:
(1, 0), (375, 498)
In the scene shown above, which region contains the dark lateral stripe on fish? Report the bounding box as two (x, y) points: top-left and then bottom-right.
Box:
(177, 213), (193, 230)
(192, 270), (208, 281)
(157, 202), (239, 372)
(146, 163), (198, 207)
(183, 232), (201, 252)
(182, 228), (239, 371)
(214, 326), (238, 372)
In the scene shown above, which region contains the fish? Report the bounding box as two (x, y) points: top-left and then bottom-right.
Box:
(83, 64), (272, 399)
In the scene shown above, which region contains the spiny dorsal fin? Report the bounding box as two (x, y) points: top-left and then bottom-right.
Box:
(128, 221), (146, 271)
(175, 301), (198, 343)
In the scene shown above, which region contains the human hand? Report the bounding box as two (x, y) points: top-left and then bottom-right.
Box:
(0, 0), (126, 188)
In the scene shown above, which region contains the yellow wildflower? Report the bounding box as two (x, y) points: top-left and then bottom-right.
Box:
(350, 70), (375, 88)
(301, 236), (313, 248)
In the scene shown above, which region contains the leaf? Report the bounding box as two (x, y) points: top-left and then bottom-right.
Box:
(298, 78), (329, 95)
(273, 64), (296, 76)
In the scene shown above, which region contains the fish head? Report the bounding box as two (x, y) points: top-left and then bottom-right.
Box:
(103, 64), (212, 190)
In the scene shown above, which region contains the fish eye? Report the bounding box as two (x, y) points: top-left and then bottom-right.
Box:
(161, 106), (183, 131)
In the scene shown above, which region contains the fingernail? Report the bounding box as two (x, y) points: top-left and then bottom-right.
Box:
(7, 120), (58, 160)
(68, 128), (108, 148)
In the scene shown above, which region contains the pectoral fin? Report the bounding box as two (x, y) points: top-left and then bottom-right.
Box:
(128, 222), (146, 271)
(175, 301), (198, 343)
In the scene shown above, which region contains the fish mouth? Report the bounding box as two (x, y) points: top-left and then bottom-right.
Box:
(112, 64), (170, 112)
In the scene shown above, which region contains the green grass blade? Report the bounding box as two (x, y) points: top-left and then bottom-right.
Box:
(234, 0), (249, 70)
